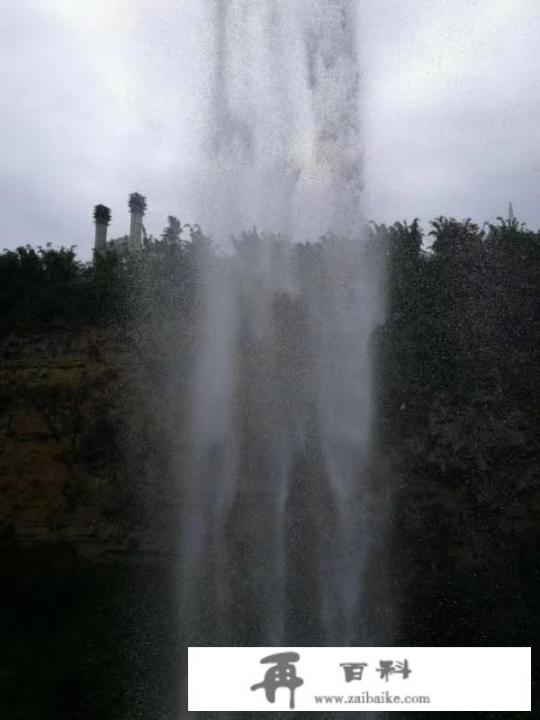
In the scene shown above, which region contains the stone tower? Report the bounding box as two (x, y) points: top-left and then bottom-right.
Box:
(128, 192), (147, 249)
(93, 204), (111, 253)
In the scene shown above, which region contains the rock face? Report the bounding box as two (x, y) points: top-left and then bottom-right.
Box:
(0, 328), (186, 719)
(0, 327), (177, 556)
(0, 325), (536, 718)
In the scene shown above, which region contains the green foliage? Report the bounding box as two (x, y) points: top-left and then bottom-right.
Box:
(0, 230), (203, 332)
(2, 218), (538, 490)
(373, 215), (540, 496)
(160, 215), (182, 245)
(1, 215), (537, 656)
(0, 245), (88, 330)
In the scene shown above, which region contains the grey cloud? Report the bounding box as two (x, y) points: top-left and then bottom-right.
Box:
(1, 0), (539, 258)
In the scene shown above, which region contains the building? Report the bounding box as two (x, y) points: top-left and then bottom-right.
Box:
(93, 192), (147, 254)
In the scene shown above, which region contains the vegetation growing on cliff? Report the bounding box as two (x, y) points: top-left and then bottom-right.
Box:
(0, 218), (538, 716)
(2, 217), (538, 466)
(2, 216), (538, 516)
(1, 216), (538, 520)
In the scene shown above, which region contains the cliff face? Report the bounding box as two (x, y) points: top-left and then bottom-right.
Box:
(0, 327), (177, 555)
(0, 326), (536, 719)
(0, 329), (187, 719)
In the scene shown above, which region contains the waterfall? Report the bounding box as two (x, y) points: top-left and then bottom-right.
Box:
(202, 0), (363, 240)
(180, 0), (382, 647)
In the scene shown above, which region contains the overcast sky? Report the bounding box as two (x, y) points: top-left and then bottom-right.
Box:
(2, 0), (540, 257)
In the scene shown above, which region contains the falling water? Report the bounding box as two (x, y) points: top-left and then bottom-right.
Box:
(181, 0), (383, 647)
(203, 0), (363, 239)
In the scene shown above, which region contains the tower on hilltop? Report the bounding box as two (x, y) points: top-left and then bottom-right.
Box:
(129, 192), (147, 249)
(93, 204), (111, 253)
